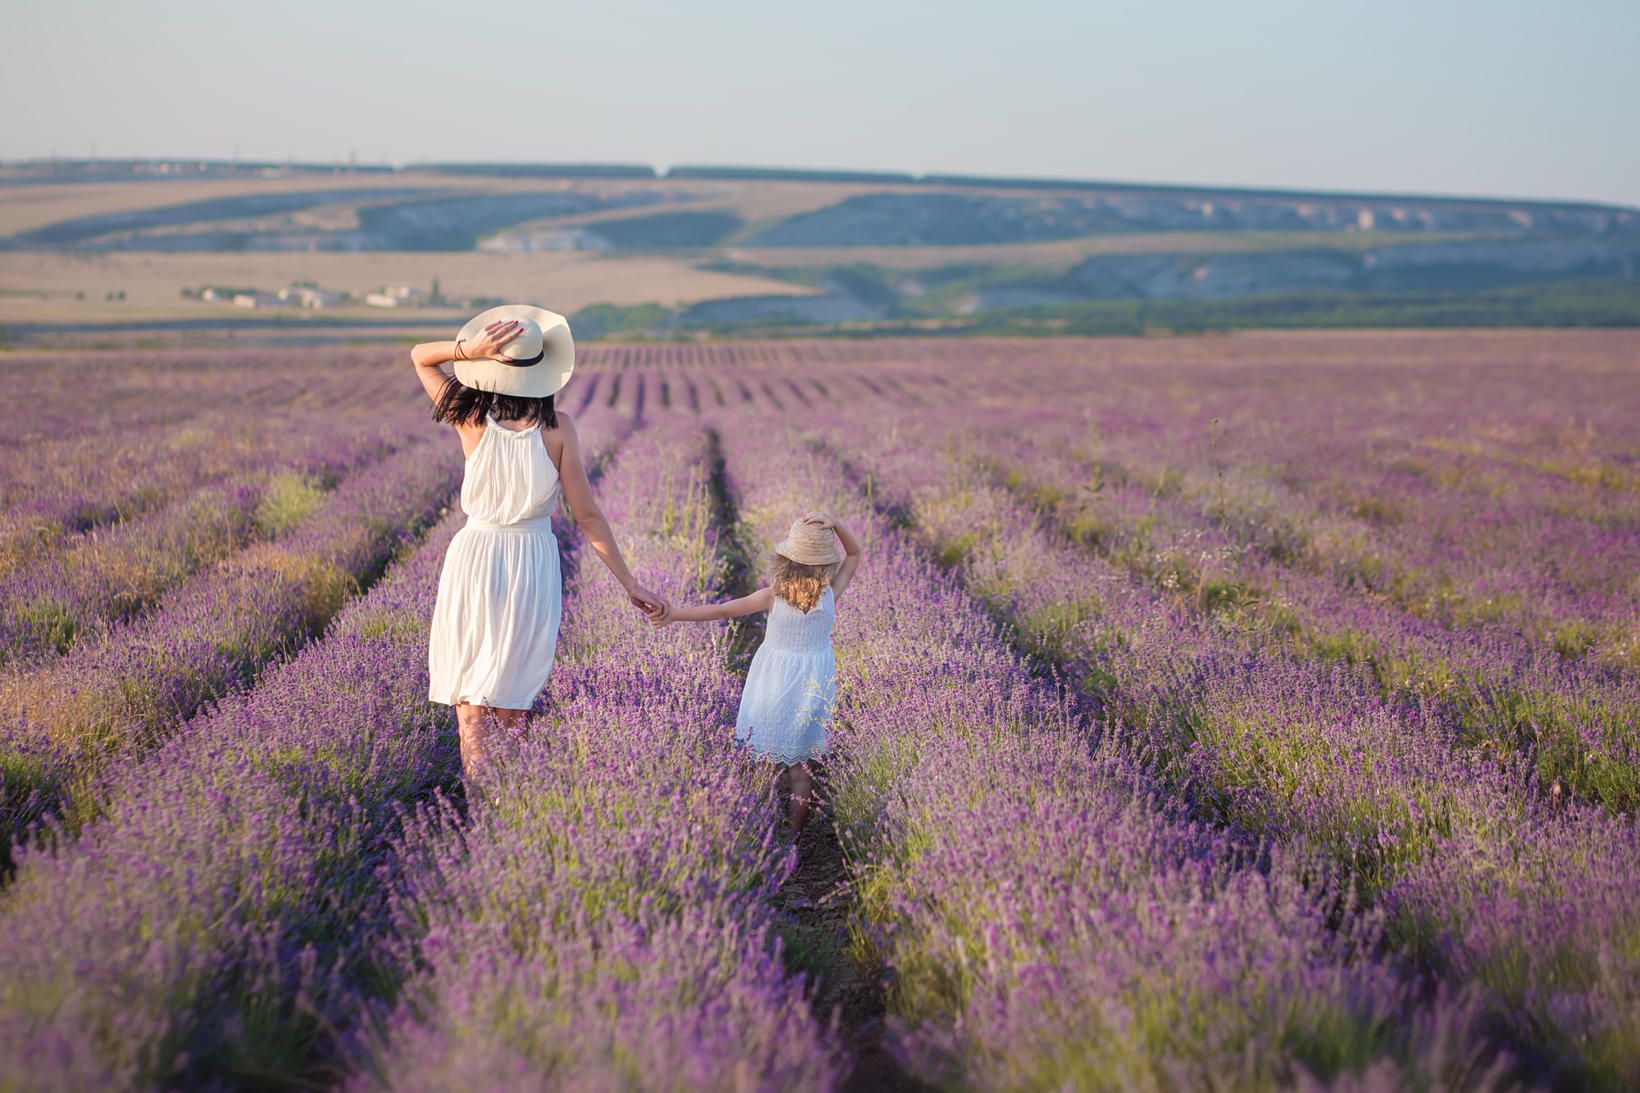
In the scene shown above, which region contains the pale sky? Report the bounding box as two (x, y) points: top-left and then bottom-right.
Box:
(3, 0), (1636, 207)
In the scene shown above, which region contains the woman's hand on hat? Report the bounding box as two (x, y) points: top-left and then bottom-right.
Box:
(801, 510), (835, 529)
(463, 319), (522, 361)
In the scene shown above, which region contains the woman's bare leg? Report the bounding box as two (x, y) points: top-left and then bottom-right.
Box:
(788, 761), (815, 839)
(455, 703), (529, 787)
(454, 703), (485, 782)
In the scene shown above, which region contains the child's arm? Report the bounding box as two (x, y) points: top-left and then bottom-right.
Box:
(655, 586), (775, 626)
(829, 519), (864, 601)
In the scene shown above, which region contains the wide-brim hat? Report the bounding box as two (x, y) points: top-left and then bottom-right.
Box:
(453, 304), (575, 399)
(775, 519), (843, 566)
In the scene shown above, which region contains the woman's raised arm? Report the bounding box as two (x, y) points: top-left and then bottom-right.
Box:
(410, 319), (523, 406)
(550, 412), (668, 619)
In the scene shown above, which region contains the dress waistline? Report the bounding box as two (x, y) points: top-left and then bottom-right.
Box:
(464, 513), (557, 533)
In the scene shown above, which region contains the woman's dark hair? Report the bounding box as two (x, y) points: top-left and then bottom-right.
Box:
(432, 375), (557, 430)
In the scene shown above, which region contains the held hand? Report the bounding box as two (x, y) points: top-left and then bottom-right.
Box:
(459, 319), (522, 361)
(648, 601), (675, 627)
(628, 584), (668, 622)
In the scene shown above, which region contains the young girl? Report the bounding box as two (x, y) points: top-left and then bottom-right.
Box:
(658, 511), (861, 839)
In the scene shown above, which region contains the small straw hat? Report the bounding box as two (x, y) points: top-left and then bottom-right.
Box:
(775, 518), (843, 566)
(453, 304), (575, 398)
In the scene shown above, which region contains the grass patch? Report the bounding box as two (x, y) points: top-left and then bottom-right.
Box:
(10, 598), (77, 657)
(254, 473), (326, 536)
(1551, 619), (1598, 660)
(935, 531), (980, 568)
(1015, 597), (1104, 665)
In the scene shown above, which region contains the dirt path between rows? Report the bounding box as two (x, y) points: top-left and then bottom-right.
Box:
(775, 800), (926, 1092)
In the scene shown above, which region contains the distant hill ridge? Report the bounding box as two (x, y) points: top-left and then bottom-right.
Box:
(4, 157), (1636, 339)
(4, 157), (1633, 215)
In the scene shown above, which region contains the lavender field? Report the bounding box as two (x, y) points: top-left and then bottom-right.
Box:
(0, 329), (1636, 1091)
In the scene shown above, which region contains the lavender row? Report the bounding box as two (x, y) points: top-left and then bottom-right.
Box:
(353, 418), (840, 1090)
(709, 415), (1506, 1089)
(0, 346), (418, 455)
(831, 416), (1640, 1087)
(0, 417), (423, 667)
(1076, 408), (1630, 670)
(0, 432), (465, 867)
(971, 414), (1640, 813)
(0, 359), (428, 570)
(0, 350), (303, 453)
(996, 356), (1639, 668)
(0, 408), (630, 1090)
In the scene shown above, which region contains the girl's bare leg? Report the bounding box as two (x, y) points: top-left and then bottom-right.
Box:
(756, 760), (799, 841)
(759, 760), (785, 818)
(455, 702), (529, 788)
(788, 761), (815, 839)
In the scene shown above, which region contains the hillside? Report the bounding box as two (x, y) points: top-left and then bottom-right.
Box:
(1, 159), (1636, 342)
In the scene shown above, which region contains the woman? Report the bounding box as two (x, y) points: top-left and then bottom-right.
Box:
(412, 305), (666, 784)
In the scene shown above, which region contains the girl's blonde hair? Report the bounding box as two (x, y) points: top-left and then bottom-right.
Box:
(768, 552), (840, 613)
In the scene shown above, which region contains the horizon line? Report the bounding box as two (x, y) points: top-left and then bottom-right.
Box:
(3, 154), (1636, 215)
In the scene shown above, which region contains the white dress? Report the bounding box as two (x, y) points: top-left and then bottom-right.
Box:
(734, 587), (836, 765)
(428, 415), (563, 709)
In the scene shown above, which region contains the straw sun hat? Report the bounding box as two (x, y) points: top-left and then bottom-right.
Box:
(775, 518), (843, 567)
(453, 304), (575, 398)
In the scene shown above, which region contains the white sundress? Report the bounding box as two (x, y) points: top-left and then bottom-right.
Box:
(428, 415), (563, 709)
(735, 586), (836, 765)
